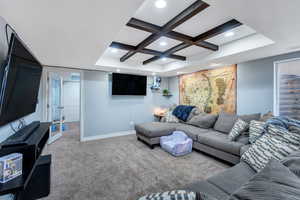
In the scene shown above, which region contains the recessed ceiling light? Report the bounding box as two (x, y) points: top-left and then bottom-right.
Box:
(155, 0), (167, 8)
(162, 57), (167, 61)
(111, 48), (119, 53)
(152, 72), (156, 76)
(116, 69), (120, 73)
(225, 31), (235, 37)
(159, 41), (167, 46)
(177, 71), (183, 75)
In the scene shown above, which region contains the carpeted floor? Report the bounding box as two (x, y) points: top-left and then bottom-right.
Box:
(42, 124), (229, 200)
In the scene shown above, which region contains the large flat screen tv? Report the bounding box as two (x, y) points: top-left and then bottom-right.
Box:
(112, 73), (147, 96)
(0, 33), (42, 126)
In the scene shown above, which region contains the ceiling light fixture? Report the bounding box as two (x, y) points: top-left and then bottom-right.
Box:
(155, 0), (167, 8)
(111, 48), (119, 53)
(116, 69), (120, 73)
(152, 72), (156, 76)
(225, 31), (234, 37)
(159, 41), (167, 46)
(162, 57), (167, 61)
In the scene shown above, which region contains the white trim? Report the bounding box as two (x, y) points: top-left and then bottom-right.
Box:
(80, 71), (85, 142)
(273, 57), (300, 116)
(81, 130), (136, 142)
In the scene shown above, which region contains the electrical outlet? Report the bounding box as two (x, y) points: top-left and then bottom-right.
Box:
(130, 121), (134, 126)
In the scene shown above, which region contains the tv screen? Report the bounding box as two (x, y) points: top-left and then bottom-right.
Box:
(0, 33), (42, 126)
(112, 73), (147, 96)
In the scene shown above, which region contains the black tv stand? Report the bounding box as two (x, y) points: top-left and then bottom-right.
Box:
(0, 122), (51, 200)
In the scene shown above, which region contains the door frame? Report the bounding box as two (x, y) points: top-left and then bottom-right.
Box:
(41, 67), (85, 142)
(273, 57), (300, 116)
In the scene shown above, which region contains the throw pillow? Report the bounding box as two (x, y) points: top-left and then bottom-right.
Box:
(228, 119), (249, 141)
(289, 125), (300, 134)
(228, 160), (300, 200)
(248, 120), (266, 144)
(213, 111), (238, 133)
(138, 190), (196, 200)
(241, 124), (300, 172)
(165, 111), (179, 123)
(239, 113), (261, 123)
(281, 151), (300, 178)
(138, 190), (217, 200)
(187, 113), (218, 129)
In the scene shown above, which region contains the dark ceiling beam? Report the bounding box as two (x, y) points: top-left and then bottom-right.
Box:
(120, 0), (209, 62)
(110, 42), (186, 61)
(127, 18), (218, 51)
(193, 19), (242, 42)
(143, 19), (243, 65)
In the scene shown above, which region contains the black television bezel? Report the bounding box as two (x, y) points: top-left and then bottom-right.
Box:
(112, 73), (147, 96)
(0, 33), (43, 126)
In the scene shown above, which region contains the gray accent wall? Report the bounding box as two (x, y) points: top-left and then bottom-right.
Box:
(83, 71), (173, 138)
(237, 51), (300, 115)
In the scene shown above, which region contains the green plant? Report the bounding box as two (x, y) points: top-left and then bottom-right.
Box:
(163, 89), (170, 95)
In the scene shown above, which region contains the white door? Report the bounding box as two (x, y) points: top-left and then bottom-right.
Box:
(48, 72), (64, 144)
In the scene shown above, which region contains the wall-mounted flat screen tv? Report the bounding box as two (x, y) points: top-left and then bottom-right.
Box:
(0, 33), (42, 126)
(112, 73), (147, 96)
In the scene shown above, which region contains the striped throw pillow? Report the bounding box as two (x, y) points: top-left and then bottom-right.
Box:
(249, 120), (266, 143)
(228, 119), (249, 141)
(241, 124), (300, 172)
(138, 190), (196, 200)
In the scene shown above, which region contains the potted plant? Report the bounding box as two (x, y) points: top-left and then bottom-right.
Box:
(162, 89), (171, 96)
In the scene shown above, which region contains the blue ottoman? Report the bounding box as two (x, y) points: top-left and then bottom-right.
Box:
(160, 131), (193, 156)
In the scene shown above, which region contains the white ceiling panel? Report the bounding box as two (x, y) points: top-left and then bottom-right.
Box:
(114, 26), (151, 46)
(174, 5), (233, 37)
(177, 45), (211, 57)
(128, 53), (154, 62)
(134, 0), (196, 26)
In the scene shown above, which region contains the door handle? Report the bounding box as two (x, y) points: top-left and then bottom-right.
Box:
(57, 106), (64, 109)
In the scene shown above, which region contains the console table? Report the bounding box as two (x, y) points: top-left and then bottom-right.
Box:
(0, 122), (51, 200)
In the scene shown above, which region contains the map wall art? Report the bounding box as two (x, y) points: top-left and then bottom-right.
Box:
(179, 65), (237, 114)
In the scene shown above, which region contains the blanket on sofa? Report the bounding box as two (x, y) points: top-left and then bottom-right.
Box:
(172, 105), (195, 122)
(265, 116), (300, 130)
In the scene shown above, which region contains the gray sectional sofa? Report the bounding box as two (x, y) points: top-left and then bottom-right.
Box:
(135, 111), (260, 164)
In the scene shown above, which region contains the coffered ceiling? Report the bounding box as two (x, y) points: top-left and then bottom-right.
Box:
(1, 0), (300, 76)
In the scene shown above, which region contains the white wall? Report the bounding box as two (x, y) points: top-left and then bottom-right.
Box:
(82, 71), (173, 138)
(63, 81), (80, 122)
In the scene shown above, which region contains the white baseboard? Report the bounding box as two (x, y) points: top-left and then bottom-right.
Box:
(81, 130), (136, 142)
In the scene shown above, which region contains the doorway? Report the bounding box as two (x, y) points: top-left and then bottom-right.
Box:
(274, 58), (300, 120)
(43, 68), (82, 144)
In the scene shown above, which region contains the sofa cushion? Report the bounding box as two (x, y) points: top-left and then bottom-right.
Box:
(228, 160), (300, 200)
(135, 122), (179, 138)
(239, 113), (261, 123)
(187, 113), (218, 129)
(213, 111), (238, 133)
(241, 124), (300, 172)
(281, 151), (300, 178)
(184, 181), (230, 200)
(197, 131), (245, 156)
(176, 125), (210, 141)
(186, 107), (202, 122)
(228, 119), (249, 141)
(207, 162), (256, 195)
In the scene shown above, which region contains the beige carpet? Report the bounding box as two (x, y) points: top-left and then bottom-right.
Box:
(42, 124), (229, 200)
